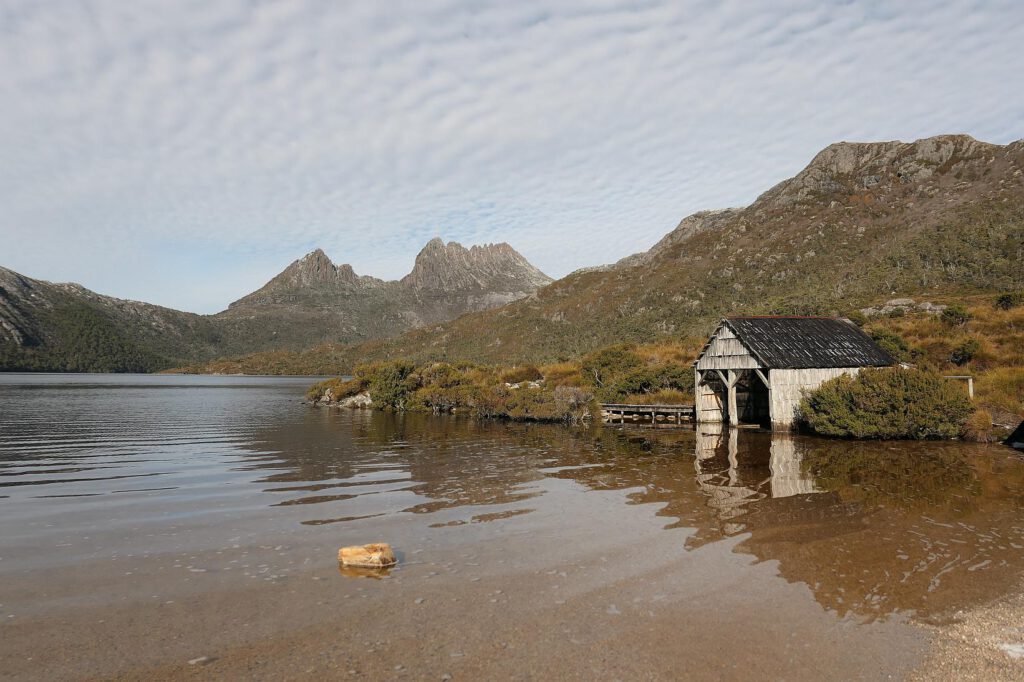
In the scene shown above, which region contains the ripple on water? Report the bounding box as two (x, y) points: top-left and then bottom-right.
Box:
(1, 374), (1024, 629)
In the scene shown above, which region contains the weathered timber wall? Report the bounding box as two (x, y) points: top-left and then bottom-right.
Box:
(768, 368), (860, 428)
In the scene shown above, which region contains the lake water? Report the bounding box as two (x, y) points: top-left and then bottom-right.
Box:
(2, 374), (1023, 680)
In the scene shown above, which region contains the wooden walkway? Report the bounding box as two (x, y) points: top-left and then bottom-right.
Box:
(600, 403), (695, 425)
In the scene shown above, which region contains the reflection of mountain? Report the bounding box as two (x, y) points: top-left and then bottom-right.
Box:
(241, 410), (1024, 622)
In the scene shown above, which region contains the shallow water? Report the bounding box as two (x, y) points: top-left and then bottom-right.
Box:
(1, 374), (1023, 679)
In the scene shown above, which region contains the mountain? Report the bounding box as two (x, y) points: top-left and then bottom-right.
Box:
(0, 267), (219, 372)
(0, 239), (551, 371)
(214, 239), (552, 352)
(300, 134), (1023, 369)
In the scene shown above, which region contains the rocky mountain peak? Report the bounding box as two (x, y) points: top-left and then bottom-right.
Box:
(402, 239), (551, 291)
(272, 249), (358, 287)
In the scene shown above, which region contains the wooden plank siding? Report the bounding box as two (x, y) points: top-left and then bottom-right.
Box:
(767, 368), (861, 428)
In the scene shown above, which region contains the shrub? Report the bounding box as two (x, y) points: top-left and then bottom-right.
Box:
(356, 360), (420, 410)
(622, 388), (691, 405)
(419, 362), (469, 389)
(868, 329), (913, 363)
(995, 292), (1024, 310)
(411, 384), (476, 413)
(499, 364), (543, 385)
(845, 311), (868, 327)
(540, 362), (585, 387)
(580, 344), (644, 387)
(799, 368), (974, 440)
(941, 305), (972, 327)
(962, 409), (995, 442)
(598, 363), (694, 402)
(950, 338), (981, 366)
(552, 385), (596, 423)
(306, 377), (364, 402)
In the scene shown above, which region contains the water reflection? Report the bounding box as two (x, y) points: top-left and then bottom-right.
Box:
(244, 411), (1024, 623)
(3, 375), (1023, 629)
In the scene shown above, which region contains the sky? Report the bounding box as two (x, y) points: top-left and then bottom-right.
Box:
(1, 0), (1022, 314)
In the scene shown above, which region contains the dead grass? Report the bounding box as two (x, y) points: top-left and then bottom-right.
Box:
(867, 295), (1024, 424)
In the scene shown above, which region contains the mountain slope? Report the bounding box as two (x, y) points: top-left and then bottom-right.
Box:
(0, 267), (220, 371)
(0, 239), (551, 371)
(314, 134), (1024, 368)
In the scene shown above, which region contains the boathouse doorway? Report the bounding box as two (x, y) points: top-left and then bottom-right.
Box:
(735, 370), (770, 427)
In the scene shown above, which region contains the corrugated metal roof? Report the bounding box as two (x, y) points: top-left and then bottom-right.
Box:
(723, 317), (896, 369)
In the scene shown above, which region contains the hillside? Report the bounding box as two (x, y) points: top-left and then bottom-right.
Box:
(0, 268), (220, 372)
(0, 239), (550, 371)
(198, 134), (1023, 373)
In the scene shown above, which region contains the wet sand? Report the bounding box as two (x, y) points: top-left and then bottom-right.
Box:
(2, 479), (927, 681)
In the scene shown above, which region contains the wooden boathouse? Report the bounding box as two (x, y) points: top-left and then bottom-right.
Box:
(694, 317), (895, 430)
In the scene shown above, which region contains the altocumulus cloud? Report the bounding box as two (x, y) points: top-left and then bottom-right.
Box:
(1, 0), (1022, 312)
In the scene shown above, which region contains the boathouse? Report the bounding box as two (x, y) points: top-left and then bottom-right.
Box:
(694, 317), (895, 430)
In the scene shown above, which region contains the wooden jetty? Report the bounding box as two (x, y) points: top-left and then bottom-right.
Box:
(601, 403), (695, 425)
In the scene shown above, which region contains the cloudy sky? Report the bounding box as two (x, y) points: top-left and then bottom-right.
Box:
(1, 0), (1022, 313)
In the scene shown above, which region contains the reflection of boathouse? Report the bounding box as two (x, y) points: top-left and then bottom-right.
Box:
(694, 425), (820, 525)
(694, 317), (895, 430)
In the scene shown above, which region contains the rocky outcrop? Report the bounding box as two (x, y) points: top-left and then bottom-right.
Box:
(755, 134), (1000, 207)
(860, 298), (948, 318)
(338, 543), (397, 568)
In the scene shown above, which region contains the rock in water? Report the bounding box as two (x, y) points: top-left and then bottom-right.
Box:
(338, 543), (397, 568)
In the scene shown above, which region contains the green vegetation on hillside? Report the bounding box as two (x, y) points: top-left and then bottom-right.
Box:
(0, 303), (163, 372)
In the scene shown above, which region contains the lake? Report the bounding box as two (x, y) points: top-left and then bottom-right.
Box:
(2, 374), (1023, 680)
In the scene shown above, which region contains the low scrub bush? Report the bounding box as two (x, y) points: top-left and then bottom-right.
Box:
(950, 338), (981, 366)
(995, 292), (1024, 310)
(306, 377), (364, 402)
(581, 344), (644, 387)
(941, 305), (972, 327)
(800, 368), (974, 440)
(962, 409), (995, 442)
(355, 360), (420, 410)
(499, 364), (543, 384)
(622, 388), (691, 405)
(540, 362), (585, 387)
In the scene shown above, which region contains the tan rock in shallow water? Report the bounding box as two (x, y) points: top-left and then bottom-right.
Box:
(338, 543), (397, 568)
